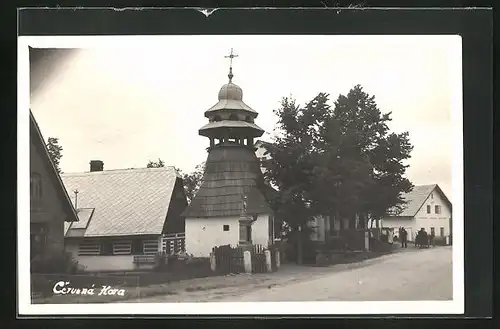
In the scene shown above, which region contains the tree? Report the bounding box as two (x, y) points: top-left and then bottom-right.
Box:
(146, 159), (205, 204)
(46, 137), (63, 173)
(330, 85), (413, 228)
(265, 86), (414, 263)
(179, 162), (205, 204)
(146, 158), (165, 168)
(264, 93), (332, 264)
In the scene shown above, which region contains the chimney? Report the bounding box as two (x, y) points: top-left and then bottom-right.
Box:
(89, 160), (104, 172)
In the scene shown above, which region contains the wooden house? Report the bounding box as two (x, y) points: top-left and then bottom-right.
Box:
(61, 164), (188, 272)
(30, 111), (79, 261)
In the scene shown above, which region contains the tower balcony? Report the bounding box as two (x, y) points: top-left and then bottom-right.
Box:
(199, 120), (265, 139)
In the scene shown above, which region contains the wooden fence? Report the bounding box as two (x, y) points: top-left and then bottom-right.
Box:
(212, 244), (278, 275)
(162, 233), (185, 255)
(250, 244), (267, 273)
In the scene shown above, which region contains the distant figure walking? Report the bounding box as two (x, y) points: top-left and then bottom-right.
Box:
(430, 230), (435, 247)
(401, 227), (408, 248)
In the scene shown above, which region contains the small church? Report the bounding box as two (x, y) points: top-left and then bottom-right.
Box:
(182, 50), (275, 257)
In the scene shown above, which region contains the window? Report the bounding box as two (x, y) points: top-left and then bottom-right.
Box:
(430, 227), (435, 235)
(113, 241), (132, 255)
(30, 223), (48, 259)
(78, 243), (101, 256)
(229, 114), (238, 121)
(426, 205), (431, 214)
(435, 205), (441, 214)
(440, 227), (445, 237)
(143, 240), (159, 255)
(239, 223), (252, 243)
(30, 172), (42, 207)
(223, 225), (230, 231)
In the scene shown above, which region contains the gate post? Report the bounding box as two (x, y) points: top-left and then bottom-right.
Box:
(243, 250), (252, 274)
(210, 252), (216, 272)
(275, 250), (281, 269)
(265, 250), (272, 272)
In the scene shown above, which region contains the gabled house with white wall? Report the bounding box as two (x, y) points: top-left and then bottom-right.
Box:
(381, 184), (452, 244)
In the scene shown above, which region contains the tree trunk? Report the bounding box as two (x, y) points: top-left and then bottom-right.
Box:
(297, 227), (303, 265)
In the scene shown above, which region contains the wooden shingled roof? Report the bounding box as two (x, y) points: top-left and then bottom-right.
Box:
(182, 145), (273, 218)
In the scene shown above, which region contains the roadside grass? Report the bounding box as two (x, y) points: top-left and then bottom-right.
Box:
(32, 249), (409, 304)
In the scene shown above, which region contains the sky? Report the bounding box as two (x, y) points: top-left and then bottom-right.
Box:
(28, 35), (461, 199)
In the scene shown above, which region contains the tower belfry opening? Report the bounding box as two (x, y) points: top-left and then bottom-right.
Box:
(198, 48), (264, 150)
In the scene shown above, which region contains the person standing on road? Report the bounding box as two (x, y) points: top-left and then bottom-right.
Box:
(430, 230), (435, 247)
(401, 228), (408, 248)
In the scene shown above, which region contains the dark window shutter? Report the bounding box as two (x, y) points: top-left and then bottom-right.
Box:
(132, 239), (143, 255)
(101, 241), (113, 255)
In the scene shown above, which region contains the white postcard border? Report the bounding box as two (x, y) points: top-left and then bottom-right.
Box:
(18, 35), (464, 316)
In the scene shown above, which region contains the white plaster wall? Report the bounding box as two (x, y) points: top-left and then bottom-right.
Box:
(65, 241), (153, 272)
(185, 214), (272, 257)
(185, 217), (240, 257)
(381, 218), (416, 241)
(76, 255), (138, 272)
(252, 214), (270, 246)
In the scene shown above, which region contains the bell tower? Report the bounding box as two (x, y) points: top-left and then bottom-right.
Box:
(182, 49), (273, 252)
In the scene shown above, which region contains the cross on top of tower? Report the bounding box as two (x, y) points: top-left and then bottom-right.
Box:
(224, 48), (239, 83)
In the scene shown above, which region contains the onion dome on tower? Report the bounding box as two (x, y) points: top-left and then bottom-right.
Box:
(182, 49), (272, 219)
(199, 53), (264, 147)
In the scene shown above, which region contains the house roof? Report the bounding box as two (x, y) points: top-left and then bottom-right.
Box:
(61, 166), (181, 237)
(391, 184), (452, 217)
(30, 111), (78, 223)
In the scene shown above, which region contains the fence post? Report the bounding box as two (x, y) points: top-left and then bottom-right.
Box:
(265, 250), (272, 272)
(210, 252), (217, 272)
(275, 250), (281, 269)
(243, 250), (252, 274)
(158, 235), (163, 254)
(364, 230), (370, 251)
